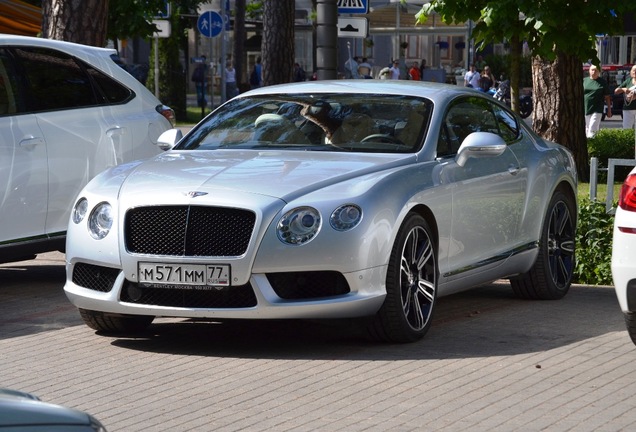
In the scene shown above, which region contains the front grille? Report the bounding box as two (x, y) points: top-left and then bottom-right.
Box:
(125, 206), (256, 257)
(72, 263), (120, 292)
(120, 281), (257, 308)
(267, 271), (350, 299)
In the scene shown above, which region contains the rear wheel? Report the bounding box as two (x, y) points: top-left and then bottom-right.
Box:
(368, 214), (437, 343)
(624, 313), (636, 346)
(511, 190), (576, 299)
(79, 308), (154, 334)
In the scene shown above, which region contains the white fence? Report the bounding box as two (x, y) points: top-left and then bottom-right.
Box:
(589, 157), (636, 213)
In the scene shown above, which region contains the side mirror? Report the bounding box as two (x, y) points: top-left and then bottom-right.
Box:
(455, 132), (507, 167)
(157, 128), (183, 151)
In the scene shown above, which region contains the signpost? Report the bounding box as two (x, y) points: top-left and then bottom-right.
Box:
(197, 11), (223, 111)
(337, 17), (368, 38)
(337, 0), (368, 15)
(152, 19), (171, 98)
(197, 11), (223, 39)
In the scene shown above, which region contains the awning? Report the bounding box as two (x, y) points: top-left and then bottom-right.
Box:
(0, 0), (41, 36)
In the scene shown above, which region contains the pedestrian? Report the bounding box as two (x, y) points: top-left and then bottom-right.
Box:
(191, 55), (207, 107)
(474, 55), (486, 72)
(358, 57), (372, 79)
(293, 62), (306, 82)
(478, 66), (496, 92)
(584, 64), (612, 138)
(249, 56), (262, 89)
(225, 60), (238, 101)
(389, 60), (401, 80)
(464, 64), (480, 88)
(419, 58), (427, 80)
(615, 64), (636, 130)
(409, 61), (421, 81)
(345, 55), (360, 79)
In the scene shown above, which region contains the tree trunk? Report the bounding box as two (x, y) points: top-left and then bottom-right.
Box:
(532, 52), (588, 181)
(233, 0), (246, 89)
(42, 0), (108, 47)
(262, 0), (295, 85)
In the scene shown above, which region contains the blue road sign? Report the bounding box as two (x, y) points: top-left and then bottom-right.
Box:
(337, 0), (368, 14)
(197, 11), (223, 38)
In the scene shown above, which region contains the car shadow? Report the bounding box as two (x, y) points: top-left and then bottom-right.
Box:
(108, 283), (627, 360)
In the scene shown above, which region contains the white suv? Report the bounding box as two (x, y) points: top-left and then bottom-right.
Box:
(0, 35), (175, 263)
(612, 166), (636, 344)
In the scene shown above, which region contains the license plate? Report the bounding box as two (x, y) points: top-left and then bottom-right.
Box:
(138, 262), (230, 287)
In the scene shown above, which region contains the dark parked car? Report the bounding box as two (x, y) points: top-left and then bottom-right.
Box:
(0, 388), (107, 431)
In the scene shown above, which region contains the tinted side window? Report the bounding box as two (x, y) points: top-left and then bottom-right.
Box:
(492, 105), (519, 142)
(437, 96), (519, 157)
(14, 47), (98, 111)
(87, 65), (133, 104)
(0, 49), (20, 115)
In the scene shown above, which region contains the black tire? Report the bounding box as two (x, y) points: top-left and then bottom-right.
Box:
(368, 214), (437, 343)
(624, 313), (636, 346)
(511, 190), (576, 300)
(79, 308), (154, 334)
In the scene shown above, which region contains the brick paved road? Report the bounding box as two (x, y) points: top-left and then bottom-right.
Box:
(1, 252), (635, 431)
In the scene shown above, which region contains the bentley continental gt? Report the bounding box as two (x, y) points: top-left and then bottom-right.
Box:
(64, 80), (577, 343)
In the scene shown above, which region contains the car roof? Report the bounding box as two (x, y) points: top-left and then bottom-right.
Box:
(0, 33), (117, 60)
(238, 79), (481, 105)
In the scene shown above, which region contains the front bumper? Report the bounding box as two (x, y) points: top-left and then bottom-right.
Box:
(64, 262), (387, 320)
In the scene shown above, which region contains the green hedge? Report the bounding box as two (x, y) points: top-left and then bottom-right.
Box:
(574, 198), (614, 285)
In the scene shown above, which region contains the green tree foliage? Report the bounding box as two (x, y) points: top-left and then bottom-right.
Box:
(416, 1), (636, 181)
(107, 0), (168, 42)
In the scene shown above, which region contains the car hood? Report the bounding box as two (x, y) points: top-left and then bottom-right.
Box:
(0, 390), (92, 426)
(117, 150), (416, 201)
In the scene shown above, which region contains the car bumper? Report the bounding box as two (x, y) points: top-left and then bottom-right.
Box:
(612, 207), (636, 312)
(64, 264), (387, 320)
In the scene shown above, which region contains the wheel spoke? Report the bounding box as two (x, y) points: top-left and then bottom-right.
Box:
(417, 279), (435, 303)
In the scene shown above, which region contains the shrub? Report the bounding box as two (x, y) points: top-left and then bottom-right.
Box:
(574, 198), (614, 285)
(587, 128), (635, 182)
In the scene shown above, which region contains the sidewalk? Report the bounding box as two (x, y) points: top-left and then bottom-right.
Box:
(3, 252), (636, 431)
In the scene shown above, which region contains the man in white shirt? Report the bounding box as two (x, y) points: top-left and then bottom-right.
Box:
(464, 64), (480, 88)
(389, 60), (401, 80)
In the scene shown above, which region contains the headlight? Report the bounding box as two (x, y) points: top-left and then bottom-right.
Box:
(330, 204), (362, 231)
(88, 202), (113, 240)
(277, 206), (321, 245)
(72, 198), (88, 224)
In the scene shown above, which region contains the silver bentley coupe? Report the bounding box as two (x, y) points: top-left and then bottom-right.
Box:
(64, 80), (577, 343)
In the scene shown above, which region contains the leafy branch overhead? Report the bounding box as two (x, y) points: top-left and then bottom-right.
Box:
(416, 0), (635, 64)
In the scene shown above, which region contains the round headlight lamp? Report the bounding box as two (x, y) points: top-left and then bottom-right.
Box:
(72, 198), (89, 224)
(88, 202), (113, 240)
(330, 204), (362, 231)
(277, 206), (321, 245)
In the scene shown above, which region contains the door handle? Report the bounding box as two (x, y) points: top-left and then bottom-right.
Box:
(19, 136), (45, 148)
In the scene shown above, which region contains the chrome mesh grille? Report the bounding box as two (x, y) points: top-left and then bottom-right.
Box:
(125, 206), (255, 257)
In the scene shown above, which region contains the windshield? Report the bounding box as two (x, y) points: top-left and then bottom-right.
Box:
(177, 93), (432, 153)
